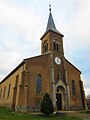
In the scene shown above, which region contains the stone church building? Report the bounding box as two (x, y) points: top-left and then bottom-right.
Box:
(0, 8), (86, 112)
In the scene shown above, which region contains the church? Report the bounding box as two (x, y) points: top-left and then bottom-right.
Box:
(0, 8), (86, 112)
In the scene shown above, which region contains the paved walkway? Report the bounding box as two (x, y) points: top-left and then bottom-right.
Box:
(66, 111), (90, 120)
(28, 110), (90, 120)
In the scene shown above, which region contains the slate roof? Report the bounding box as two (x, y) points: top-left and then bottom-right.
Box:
(46, 10), (60, 34)
(41, 9), (63, 40)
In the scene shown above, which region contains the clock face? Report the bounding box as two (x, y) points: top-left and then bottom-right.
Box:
(54, 57), (61, 65)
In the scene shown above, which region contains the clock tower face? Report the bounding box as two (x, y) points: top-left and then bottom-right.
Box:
(54, 57), (61, 65)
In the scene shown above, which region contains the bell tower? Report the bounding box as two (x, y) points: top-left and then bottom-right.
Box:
(40, 6), (64, 58)
(40, 6), (67, 110)
(40, 6), (66, 84)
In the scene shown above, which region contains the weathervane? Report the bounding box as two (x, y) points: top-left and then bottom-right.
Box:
(49, 3), (51, 12)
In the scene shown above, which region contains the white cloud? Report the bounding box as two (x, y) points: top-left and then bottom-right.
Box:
(56, 0), (90, 96)
(63, 7), (90, 49)
(0, 0), (42, 80)
(0, 0), (43, 38)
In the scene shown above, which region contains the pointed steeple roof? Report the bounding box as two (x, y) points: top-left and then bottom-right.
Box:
(46, 10), (56, 31)
(41, 6), (63, 40)
(46, 8), (59, 34)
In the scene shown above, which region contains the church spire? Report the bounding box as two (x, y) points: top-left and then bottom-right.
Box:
(41, 5), (63, 40)
(46, 5), (61, 34)
(46, 4), (56, 32)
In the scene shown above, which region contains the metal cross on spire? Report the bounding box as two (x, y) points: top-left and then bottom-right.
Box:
(49, 3), (51, 12)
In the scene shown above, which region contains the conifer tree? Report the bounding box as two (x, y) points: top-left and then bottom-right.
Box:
(40, 93), (54, 116)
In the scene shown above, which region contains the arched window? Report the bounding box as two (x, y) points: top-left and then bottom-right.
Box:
(72, 80), (76, 96)
(53, 42), (56, 50)
(44, 42), (48, 52)
(3, 86), (6, 99)
(36, 74), (42, 94)
(53, 40), (59, 51)
(7, 83), (11, 98)
(57, 43), (59, 51)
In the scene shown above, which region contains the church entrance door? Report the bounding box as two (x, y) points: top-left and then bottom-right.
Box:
(56, 93), (62, 110)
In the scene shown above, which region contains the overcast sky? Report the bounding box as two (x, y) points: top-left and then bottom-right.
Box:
(0, 0), (90, 96)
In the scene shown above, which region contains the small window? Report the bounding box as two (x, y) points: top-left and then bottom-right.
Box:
(57, 43), (59, 51)
(36, 74), (42, 94)
(15, 75), (19, 86)
(72, 80), (76, 96)
(53, 42), (56, 50)
(7, 83), (11, 98)
(3, 86), (6, 99)
(53, 40), (60, 51)
(44, 42), (48, 52)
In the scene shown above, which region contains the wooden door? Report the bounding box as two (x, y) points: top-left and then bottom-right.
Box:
(56, 93), (62, 110)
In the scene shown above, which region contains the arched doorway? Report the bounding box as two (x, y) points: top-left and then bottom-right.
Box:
(56, 93), (62, 110)
(56, 86), (65, 110)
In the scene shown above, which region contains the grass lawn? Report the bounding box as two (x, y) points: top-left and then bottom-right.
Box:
(0, 107), (83, 120)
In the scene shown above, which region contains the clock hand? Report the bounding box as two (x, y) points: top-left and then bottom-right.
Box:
(57, 59), (59, 62)
(57, 58), (60, 63)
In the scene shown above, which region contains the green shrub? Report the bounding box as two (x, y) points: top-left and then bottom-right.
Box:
(40, 93), (54, 116)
